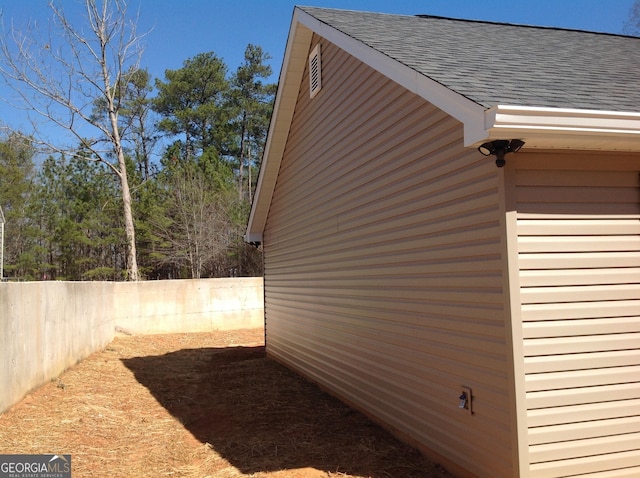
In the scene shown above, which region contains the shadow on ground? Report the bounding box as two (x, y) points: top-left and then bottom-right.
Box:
(122, 346), (451, 477)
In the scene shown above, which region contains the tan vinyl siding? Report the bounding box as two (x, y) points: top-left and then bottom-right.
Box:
(263, 36), (513, 478)
(513, 153), (640, 478)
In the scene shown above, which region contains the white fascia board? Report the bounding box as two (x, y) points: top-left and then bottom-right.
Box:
(295, 9), (487, 145)
(483, 105), (640, 151)
(245, 11), (313, 241)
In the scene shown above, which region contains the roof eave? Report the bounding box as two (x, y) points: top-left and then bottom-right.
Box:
(482, 105), (640, 152)
(245, 9), (314, 243)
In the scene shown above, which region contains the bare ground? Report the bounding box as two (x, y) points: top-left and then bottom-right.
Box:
(0, 329), (454, 478)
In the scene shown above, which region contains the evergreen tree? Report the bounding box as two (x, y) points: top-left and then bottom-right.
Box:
(230, 44), (276, 203)
(225, 44), (276, 276)
(151, 49), (273, 278)
(0, 134), (35, 280)
(31, 153), (126, 280)
(153, 52), (231, 160)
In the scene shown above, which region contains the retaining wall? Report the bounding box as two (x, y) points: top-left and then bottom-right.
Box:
(113, 278), (264, 334)
(0, 277), (264, 413)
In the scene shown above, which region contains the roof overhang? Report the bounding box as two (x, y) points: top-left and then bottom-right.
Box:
(245, 7), (640, 243)
(482, 105), (640, 152)
(244, 9), (314, 244)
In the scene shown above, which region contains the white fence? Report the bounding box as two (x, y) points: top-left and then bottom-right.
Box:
(0, 278), (264, 413)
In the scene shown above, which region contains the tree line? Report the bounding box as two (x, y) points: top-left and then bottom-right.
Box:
(0, 1), (274, 281)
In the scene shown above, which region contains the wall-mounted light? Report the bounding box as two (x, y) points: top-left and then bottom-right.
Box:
(478, 139), (525, 167)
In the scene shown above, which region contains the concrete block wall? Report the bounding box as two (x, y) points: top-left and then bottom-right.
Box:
(0, 278), (264, 413)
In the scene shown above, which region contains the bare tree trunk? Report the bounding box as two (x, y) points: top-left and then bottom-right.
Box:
(248, 143), (253, 204)
(112, 124), (139, 280)
(239, 112), (247, 201)
(98, 3), (139, 280)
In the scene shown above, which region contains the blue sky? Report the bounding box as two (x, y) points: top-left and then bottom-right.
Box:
(143, 0), (636, 82)
(142, 0), (634, 82)
(0, 0), (636, 135)
(1, 0), (635, 83)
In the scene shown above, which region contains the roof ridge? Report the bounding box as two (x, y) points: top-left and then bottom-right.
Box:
(300, 7), (637, 39)
(412, 13), (636, 38)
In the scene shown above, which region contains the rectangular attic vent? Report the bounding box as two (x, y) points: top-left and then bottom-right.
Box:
(309, 44), (321, 98)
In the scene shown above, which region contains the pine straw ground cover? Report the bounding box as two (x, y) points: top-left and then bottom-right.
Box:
(0, 329), (454, 478)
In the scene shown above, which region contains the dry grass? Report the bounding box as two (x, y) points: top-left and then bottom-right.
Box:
(0, 329), (454, 478)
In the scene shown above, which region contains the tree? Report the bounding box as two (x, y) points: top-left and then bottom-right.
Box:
(230, 44), (276, 203)
(152, 152), (235, 278)
(0, 0), (147, 280)
(29, 152), (125, 280)
(93, 67), (159, 181)
(624, 0), (640, 35)
(0, 134), (35, 279)
(151, 47), (274, 278)
(153, 52), (231, 160)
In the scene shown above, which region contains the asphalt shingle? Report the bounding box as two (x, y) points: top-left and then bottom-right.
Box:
(300, 7), (640, 112)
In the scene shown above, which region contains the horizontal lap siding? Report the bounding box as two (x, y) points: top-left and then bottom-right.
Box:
(514, 154), (640, 477)
(263, 36), (512, 478)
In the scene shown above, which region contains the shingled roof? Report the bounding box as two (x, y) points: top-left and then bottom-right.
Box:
(299, 6), (640, 112)
(246, 6), (640, 243)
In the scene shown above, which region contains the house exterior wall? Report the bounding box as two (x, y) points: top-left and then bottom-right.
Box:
(262, 35), (515, 478)
(509, 152), (640, 477)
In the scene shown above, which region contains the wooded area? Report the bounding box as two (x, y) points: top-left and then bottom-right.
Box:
(0, 1), (274, 281)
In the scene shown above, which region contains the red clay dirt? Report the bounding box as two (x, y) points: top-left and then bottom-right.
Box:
(0, 329), (454, 478)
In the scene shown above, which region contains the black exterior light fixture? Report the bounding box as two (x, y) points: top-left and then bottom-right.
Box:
(478, 139), (525, 167)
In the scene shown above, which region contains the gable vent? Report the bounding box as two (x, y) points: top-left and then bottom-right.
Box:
(308, 44), (321, 98)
